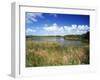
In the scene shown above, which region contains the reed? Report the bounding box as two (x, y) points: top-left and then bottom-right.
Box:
(26, 40), (89, 67)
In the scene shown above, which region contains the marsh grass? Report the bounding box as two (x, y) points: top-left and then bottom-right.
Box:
(26, 39), (89, 67)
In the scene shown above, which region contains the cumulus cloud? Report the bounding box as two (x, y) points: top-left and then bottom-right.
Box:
(43, 23), (89, 35)
(26, 23), (89, 36)
(43, 23), (59, 32)
(78, 25), (89, 31)
(26, 13), (44, 23)
(43, 23), (64, 34)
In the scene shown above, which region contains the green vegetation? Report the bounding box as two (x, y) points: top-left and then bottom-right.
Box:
(26, 39), (89, 67)
(64, 32), (89, 41)
(64, 35), (81, 40)
(26, 35), (62, 38)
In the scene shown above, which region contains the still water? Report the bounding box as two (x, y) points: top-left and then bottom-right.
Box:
(32, 37), (85, 47)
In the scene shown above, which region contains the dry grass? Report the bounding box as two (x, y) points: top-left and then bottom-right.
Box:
(26, 40), (89, 67)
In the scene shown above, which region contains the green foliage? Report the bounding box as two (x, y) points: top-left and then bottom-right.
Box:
(81, 32), (89, 43)
(64, 35), (81, 40)
(26, 35), (63, 38)
(64, 32), (89, 43)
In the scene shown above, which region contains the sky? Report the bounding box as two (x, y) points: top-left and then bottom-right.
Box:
(25, 12), (90, 36)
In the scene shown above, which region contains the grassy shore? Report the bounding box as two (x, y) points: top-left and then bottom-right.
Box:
(26, 39), (89, 67)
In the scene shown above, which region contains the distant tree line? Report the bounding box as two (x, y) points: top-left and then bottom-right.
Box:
(64, 32), (89, 42)
(81, 32), (89, 40)
(26, 32), (89, 42)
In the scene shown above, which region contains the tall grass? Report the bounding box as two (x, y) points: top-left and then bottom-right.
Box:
(26, 39), (89, 67)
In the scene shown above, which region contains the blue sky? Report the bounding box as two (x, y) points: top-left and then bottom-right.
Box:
(25, 12), (90, 36)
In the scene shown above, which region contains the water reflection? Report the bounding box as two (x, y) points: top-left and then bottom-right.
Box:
(32, 37), (84, 47)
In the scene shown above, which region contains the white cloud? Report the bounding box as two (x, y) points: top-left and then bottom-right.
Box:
(43, 23), (64, 35)
(26, 23), (89, 36)
(43, 23), (89, 35)
(26, 13), (43, 23)
(64, 26), (72, 31)
(78, 25), (89, 31)
(43, 23), (65, 35)
(43, 23), (59, 32)
(26, 28), (36, 35)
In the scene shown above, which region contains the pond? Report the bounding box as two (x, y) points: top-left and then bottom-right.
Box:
(32, 37), (85, 47)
